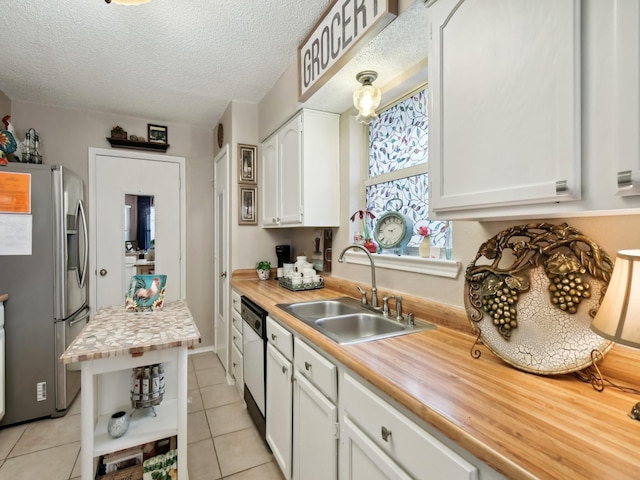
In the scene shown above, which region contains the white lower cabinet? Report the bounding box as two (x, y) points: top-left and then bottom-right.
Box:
(340, 415), (412, 480)
(230, 306), (243, 395)
(293, 340), (338, 480)
(265, 315), (485, 480)
(266, 338), (293, 479)
(341, 373), (478, 480)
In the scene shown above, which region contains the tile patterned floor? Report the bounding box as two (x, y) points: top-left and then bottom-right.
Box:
(0, 351), (284, 480)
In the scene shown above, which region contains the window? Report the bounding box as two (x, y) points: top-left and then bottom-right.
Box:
(364, 86), (450, 253)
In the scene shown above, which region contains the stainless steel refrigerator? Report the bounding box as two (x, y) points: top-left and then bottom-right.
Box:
(0, 163), (89, 426)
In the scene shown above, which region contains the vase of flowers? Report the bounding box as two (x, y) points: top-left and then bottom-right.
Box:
(419, 226), (431, 258)
(351, 208), (377, 253)
(256, 260), (271, 280)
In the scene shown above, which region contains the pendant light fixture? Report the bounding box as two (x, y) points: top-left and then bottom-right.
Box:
(105, 0), (152, 5)
(353, 70), (382, 125)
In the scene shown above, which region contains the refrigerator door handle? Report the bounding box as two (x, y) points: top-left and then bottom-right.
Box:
(69, 305), (90, 328)
(76, 199), (88, 288)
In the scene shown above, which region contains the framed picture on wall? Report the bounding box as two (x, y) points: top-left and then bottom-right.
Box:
(239, 186), (257, 225)
(148, 124), (168, 144)
(238, 144), (257, 184)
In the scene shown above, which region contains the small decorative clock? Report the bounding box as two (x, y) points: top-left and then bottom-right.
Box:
(374, 211), (414, 254)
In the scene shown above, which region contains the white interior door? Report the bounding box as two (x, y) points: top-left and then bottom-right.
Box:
(214, 146), (230, 370)
(89, 149), (185, 311)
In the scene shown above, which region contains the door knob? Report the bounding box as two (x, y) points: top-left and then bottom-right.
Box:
(220, 271), (227, 278)
(99, 268), (108, 276)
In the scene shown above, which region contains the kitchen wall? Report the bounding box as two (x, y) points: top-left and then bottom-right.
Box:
(4, 98), (217, 346)
(255, 6), (640, 311)
(215, 100), (293, 271)
(0, 91), (10, 118)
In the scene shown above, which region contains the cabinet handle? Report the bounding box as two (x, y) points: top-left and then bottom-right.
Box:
(233, 335), (237, 341)
(233, 362), (237, 368)
(618, 170), (633, 189)
(304, 361), (312, 371)
(271, 333), (277, 341)
(282, 365), (288, 374)
(381, 426), (392, 442)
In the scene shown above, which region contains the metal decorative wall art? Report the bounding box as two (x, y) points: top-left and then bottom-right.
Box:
(464, 223), (615, 375)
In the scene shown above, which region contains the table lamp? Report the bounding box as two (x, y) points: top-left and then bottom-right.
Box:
(590, 249), (640, 419)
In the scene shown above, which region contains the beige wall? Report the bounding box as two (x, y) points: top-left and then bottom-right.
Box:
(0, 91), (11, 119)
(8, 100), (217, 346)
(217, 100), (294, 273)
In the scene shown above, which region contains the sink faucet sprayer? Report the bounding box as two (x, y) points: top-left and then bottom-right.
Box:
(338, 244), (378, 309)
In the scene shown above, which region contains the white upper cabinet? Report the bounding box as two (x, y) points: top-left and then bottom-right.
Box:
(261, 109), (340, 228)
(428, 0), (581, 219)
(613, 0), (640, 196)
(428, 0), (640, 219)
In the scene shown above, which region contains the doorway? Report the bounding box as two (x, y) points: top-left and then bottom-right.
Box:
(88, 148), (186, 312)
(214, 145), (230, 371)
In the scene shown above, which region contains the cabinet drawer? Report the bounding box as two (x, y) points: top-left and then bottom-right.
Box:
(231, 344), (243, 388)
(231, 308), (243, 333)
(267, 316), (292, 360)
(231, 324), (242, 352)
(294, 337), (337, 403)
(232, 290), (242, 314)
(343, 374), (477, 480)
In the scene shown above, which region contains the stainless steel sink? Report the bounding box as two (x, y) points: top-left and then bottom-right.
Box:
(280, 297), (360, 319)
(277, 297), (435, 344)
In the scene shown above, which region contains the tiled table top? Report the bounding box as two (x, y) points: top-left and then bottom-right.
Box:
(60, 300), (201, 364)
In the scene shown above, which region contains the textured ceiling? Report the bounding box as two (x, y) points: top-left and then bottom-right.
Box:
(0, 0), (427, 128)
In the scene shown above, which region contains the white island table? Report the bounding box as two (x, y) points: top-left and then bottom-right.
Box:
(61, 300), (201, 480)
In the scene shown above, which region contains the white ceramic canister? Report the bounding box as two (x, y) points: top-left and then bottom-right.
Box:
(295, 256), (312, 273)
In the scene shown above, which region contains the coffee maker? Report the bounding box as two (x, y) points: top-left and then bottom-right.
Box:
(275, 245), (291, 269)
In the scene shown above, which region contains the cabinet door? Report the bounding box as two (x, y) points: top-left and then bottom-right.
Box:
(293, 372), (338, 480)
(614, 0), (640, 195)
(266, 343), (293, 479)
(340, 416), (412, 480)
(278, 114), (303, 225)
(231, 343), (243, 396)
(428, 0), (581, 219)
(261, 134), (279, 226)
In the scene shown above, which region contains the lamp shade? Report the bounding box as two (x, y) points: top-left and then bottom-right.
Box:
(591, 249), (640, 348)
(353, 71), (382, 125)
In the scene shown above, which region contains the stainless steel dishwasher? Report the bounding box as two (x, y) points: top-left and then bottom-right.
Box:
(241, 296), (267, 440)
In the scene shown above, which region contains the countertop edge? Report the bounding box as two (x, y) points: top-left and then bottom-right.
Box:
(61, 300), (202, 364)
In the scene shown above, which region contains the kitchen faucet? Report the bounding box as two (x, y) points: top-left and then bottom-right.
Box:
(338, 244), (378, 309)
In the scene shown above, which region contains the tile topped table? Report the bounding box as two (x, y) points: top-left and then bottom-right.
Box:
(61, 300), (201, 480)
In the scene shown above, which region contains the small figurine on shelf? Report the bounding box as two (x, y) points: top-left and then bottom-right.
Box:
(110, 125), (127, 139)
(1, 115), (21, 163)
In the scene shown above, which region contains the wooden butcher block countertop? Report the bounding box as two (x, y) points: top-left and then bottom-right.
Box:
(232, 271), (640, 480)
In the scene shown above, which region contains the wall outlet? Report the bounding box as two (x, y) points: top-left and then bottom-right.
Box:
(37, 382), (46, 401)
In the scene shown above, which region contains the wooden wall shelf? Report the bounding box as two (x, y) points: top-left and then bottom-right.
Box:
(107, 137), (170, 152)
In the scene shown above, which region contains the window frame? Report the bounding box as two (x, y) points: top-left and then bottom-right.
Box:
(344, 83), (460, 279)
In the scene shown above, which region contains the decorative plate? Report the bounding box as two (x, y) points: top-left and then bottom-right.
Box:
(464, 223), (615, 375)
(125, 274), (167, 312)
